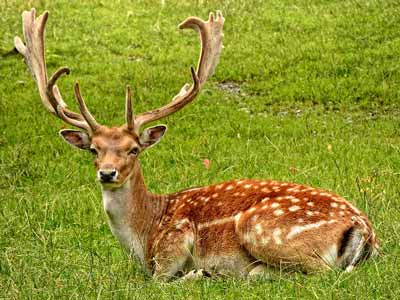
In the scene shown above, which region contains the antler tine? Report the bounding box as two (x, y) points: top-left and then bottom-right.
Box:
(125, 85), (134, 131)
(74, 83), (99, 132)
(15, 8), (98, 133)
(179, 10), (224, 86)
(132, 11), (224, 132)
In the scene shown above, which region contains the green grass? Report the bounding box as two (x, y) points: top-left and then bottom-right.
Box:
(1, 0), (400, 299)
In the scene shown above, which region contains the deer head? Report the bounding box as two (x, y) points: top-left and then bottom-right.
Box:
(15, 9), (224, 189)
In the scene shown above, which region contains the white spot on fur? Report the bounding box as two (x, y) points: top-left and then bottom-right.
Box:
(339, 211), (345, 216)
(306, 210), (314, 216)
(244, 233), (252, 242)
(289, 205), (301, 212)
(248, 207), (256, 214)
(262, 197), (270, 203)
(307, 202), (314, 207)
(272, 186), (281, 192)
(340, 204), (347, 209)
(244, 184), (252, 189)
(262, 204), (269, 209)
(298, 218), (304, 223)
(310, 191), (318, 195)
(260, 181), (268, 186)
(212, 193), (219, 198)
(273, 209), (284, 216)
(226, 185), (234, 190)
(291, 198), (300, 203)
(271, 203), (280, 208)
(329, 212), (335, 217)
(331, 202), (338, 208)
(273, 228), (283, 244)
(261, 236), (271, 246)
(215, 184), (224, 190)
(234, 212), (242, 222)
(261, 187), (271, 193)
(255, 224), (263, 234)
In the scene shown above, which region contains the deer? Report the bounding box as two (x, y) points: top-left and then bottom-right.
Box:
(15, 8), (379, 281)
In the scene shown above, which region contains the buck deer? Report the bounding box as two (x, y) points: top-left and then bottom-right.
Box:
(15, 8), (378, 281)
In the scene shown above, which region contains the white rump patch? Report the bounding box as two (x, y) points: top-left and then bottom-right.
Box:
(321, 245), (338, 267)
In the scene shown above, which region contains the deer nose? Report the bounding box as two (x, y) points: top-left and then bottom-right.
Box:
(98, 169), (118, 183)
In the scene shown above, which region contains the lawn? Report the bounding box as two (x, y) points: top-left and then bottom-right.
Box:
(0, 0), (399, 299)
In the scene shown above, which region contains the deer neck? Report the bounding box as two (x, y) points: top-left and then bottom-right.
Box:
(101, 160), (166, 266)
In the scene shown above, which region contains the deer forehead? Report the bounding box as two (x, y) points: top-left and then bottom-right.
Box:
(92, 126), (139, 150)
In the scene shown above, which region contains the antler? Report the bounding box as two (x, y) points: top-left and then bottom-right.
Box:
(129, 11), (224, 133)
(14, 8), (98, 134)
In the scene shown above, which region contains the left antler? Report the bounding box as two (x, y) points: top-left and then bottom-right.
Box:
(128, 11), (225, 133)
(15, 8), (99, 134)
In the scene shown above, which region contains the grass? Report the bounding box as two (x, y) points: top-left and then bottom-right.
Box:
(0, 0), (400, 299)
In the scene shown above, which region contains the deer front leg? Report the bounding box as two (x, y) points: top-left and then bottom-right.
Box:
(152, 222), (195, 281)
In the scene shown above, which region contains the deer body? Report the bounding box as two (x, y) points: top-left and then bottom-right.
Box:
(16, 9), (378, 281)
(106, 166), (377, 279)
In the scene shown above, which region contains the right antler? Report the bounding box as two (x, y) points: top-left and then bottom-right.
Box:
(129, 11), (225, 133)
(14, 8), (98, 133)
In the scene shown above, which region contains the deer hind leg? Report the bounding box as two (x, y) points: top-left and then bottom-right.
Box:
(152, 225), (195, 281)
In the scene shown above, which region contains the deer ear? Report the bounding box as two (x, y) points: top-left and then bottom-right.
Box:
(139, 125), (167, 149)
(59, 129), (91, 150)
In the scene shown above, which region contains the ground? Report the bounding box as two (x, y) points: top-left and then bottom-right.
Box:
(0, 0), (399, 299)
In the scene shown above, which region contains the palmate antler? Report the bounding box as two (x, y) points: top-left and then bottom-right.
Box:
(15, 8), (224, 135)
(14, 9), (98, 134)
(129, 11), (225, 133)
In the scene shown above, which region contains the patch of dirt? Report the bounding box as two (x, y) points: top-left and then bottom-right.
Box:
(218, 81), (241, 95)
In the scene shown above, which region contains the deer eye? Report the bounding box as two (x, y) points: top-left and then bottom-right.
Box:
(89, 147), (98, 156)
(129, 147), (139, 156)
